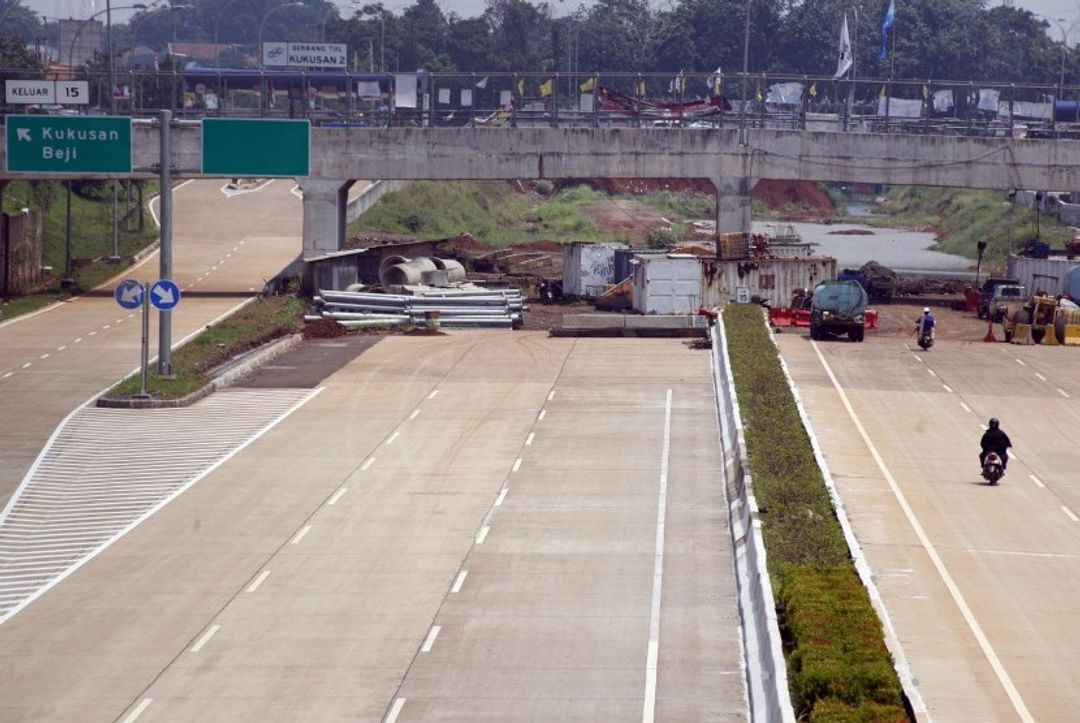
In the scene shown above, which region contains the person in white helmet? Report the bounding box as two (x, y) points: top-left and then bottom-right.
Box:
(915, 307), (935, 341)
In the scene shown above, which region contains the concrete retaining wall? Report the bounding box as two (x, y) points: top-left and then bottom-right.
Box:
(345, 180), (410, 225)
(710, 314), (795, 723)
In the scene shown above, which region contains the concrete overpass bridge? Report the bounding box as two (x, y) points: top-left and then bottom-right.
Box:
(4, 120), (1080, 257)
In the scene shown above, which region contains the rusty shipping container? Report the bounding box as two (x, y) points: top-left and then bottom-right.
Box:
(701, 256), (837, 307)
(1006, 254), (1080, 296)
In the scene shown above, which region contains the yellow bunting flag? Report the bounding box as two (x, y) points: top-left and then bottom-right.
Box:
(580, 77), (596, 93)
(922, 84), (930, 99)
(809, 83), (817, 97)
(516, 78), (525, 96)
(539, 78), (553, 98)
(636, 79), (646, 97)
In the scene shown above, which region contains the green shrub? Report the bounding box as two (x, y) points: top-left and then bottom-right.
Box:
(723, 305), (909, 720)
(645, 228), (679, 248)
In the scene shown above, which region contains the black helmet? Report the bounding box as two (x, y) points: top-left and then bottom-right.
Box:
(989, 418), (999, 430)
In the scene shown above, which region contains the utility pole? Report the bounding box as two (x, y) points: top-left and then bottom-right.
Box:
(158, 110), (174, 376)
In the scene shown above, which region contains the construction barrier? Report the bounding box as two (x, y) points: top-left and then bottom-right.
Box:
(768, 307), (877, 329)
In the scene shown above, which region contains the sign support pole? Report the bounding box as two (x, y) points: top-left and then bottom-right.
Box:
(138, 285), (150, 398)
(158, 110), (174, 377)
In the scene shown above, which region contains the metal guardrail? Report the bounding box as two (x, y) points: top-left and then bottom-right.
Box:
(5, 69), (1080, 139)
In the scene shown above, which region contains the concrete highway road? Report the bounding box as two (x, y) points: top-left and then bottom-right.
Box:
(0, 179), (302, 507)
(778, 333), (1080, 722)
(0, 333), (748, 721)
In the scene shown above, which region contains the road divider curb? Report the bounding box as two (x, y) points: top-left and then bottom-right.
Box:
(710, 317), (794, 723)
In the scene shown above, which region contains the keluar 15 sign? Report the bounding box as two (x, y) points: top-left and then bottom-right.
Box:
(261, 42), (347, 69)
(5, 80), (89, 105)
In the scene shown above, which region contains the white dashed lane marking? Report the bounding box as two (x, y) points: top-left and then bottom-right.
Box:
(0, 389), (319, 624)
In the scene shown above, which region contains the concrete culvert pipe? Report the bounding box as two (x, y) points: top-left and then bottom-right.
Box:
(431, 258), (467, 284)
(383, 257), (438, 287)
(378, 255), (412, 287)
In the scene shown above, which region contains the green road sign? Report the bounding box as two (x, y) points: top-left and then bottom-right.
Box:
(5, 115), (132, 173)
(201, 119), (310, 177)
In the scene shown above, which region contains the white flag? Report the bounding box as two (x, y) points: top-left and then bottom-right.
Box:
(475, 76), (489, 89)
(835, 14), (853, 79)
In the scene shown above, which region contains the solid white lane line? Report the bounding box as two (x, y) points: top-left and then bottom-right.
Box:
(40, 354), (49, 360)
(941, 384), (953, 393)
(538, 409), (547, 421)
(361, 457), (376, 471)
(512, 458), (522, 472)
(811, 342), (1035, 723)
(960, 402), (973, 413)
(1063, 507), (1080, 523)
(1029, 474), (1046, 489)
(494, 489), (507, 506)
(1058, 388), (1071, 398)
(451, 570), (468, 593)
(421, 625), (441, 652)
(548, 390), (556, 401)
(475, 526), (490, 544)
(246, 570), (270, 593)
(1035, 373), (1047, 381)
(329, 488), (348, 505)
(408, 409), (420, 420)
(1015, 358), (1027, 366)
(385, 698), (406, 723)
(642, 388), (673, 723)
(291, 525), (312, 544)
(427, 390), (439, 400)
(190, 624), (220, 652)
(386, 431), (400, 445)
(525, 432), (535, 446)
(120, 698), (153, 723)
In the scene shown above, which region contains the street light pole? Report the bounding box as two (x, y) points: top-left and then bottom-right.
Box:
(213, 0), (244, 66)
(738, 0), (751, 145)
(258, 2), (304, 68)
(1057, 19), (1074, 89)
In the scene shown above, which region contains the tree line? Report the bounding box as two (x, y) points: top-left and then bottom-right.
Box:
(1, 0), (1075, 85)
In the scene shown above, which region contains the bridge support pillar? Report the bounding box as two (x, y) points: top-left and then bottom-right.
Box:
(301, 179), (354, 259)
(712, 175), (755, 236)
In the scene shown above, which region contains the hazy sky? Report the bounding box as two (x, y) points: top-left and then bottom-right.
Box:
(17, 0), (1080, 37)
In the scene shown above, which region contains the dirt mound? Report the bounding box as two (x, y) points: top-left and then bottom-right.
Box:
(751, 180), (834, 212)
(303, 317), (346, 339)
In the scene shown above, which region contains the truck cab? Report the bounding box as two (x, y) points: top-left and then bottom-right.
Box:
(809, 280), (869, 342)
(979, 277), (1021, 319)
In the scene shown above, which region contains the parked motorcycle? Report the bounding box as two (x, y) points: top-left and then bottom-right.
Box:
(982, 452), (1005, 485)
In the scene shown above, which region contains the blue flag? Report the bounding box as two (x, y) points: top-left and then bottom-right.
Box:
(878, 0), (896, 61)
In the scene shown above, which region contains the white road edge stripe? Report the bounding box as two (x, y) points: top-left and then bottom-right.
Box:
(1058, 388), (1071, 399)
(810, 343), (1035, 723)
(960, 402), (973, 413)
(246, 570), (270, 593)
(1062, 506), (1080, 523)
(421, 625), (441, 652)
(386, 431), (400, 445)
(120, 698), (153, 723)
(361, 457), (376, 471)
(548, 389), (556, 401)
(1029, 474), (1046, 489)
(328, 488), (348, 505)
(494, 488), (507, 506)
(642, 388), (672, 723)
(190, 624), (220, 652)
(385, 697), (406, 723)
(1035, 373), (1047, 381)
(941, 384), (953, 393)
(291, 525), (312, 544)
(512, 458), (522, 472)
(427, 390), (440, 400)
(525, 432), (535, 446)
(409, 409), (420, 420)
(538, 409), (547, 421)
(451, 570), (468, 593)
(475, 526), (490, 544)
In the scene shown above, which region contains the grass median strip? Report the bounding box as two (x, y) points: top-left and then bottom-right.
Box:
(106, 296), (303, 400)
(723, 304), (909, 722)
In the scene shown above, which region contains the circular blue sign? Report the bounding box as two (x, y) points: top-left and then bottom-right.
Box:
(149, 279), (181, 311)
(114, 279), (144, 310)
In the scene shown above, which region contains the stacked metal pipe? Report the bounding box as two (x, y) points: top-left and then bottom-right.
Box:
(308, 288), (526, 329)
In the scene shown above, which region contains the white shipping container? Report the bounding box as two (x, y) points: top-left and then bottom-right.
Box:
(562, 242), (628, 298)
(1006, 255), (1080, 296)
(702, 256), (837, 308)
(632, 254), (703, 315)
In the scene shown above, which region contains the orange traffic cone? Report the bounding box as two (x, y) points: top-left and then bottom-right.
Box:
(983, 318), (997, 343)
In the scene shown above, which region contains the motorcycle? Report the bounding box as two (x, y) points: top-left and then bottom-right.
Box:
(917, 330), (934, 351)
(982, 452), (1005, 485)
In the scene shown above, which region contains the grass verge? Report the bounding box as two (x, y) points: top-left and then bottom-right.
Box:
(724, 304), (909, 721)
(2, 179), (161, 318)
(105, 296), (303, 400)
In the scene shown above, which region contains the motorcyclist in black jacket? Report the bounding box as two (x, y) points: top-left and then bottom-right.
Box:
(979, 418), (1012, 470)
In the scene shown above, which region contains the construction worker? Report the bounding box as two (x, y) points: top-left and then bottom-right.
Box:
(979, 418), (1012, 470)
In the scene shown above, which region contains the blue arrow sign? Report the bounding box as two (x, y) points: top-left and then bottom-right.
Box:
(114, 279), (144, 310)
(150, 279), (181, 311)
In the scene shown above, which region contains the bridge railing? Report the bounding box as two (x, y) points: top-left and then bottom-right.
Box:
(4, 68), (1080, 139)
